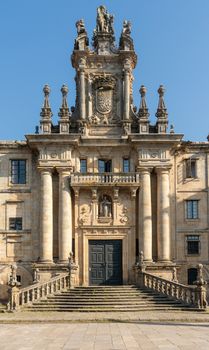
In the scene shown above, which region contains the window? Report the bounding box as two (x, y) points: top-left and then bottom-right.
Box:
(186, 235), (200, 255)
(16, 275), (21, 283)
(80, 159), (87, 173)
(9, 217), (22, 231)
(185, 158), (196, 178)
(188, 268), (197, 285)
(11, 160), (26, 184)
(186, 200), (199, 219)
(98, 159), (112, 173)
(123, 158), (130, 173)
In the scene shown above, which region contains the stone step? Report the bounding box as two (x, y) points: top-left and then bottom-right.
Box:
(23, 285), (195, 313)
(24, 305), (193, 312)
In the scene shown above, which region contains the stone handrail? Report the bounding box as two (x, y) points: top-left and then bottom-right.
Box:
(137, 270), (207, 309)
(8, 273), (70, 311)
(70, 172), (140, 185)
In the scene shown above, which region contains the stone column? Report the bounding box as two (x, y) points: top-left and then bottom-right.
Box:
(124, 69), (130, 120)
(156, 167), (171, 261)
(139, 167), (152, 261)
(58, 169), (72, 263)
(80, 70), (86, 120)
(39, 168), (53, 263)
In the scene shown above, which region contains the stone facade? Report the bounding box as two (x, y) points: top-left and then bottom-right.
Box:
(0, 6), (209, 299)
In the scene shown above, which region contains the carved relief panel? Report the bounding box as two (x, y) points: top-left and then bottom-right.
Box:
(88, 75), (119, 125)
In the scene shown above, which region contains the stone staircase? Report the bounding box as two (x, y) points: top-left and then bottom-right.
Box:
(23, 285), (196, 312)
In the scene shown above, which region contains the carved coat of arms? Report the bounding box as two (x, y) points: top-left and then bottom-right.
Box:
(96, 89), (113, 114)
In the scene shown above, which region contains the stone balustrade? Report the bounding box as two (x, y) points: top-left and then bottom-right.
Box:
(70, 173), (140, 186)
(8, 273), (69, 311)
(136, 270), (207, 310)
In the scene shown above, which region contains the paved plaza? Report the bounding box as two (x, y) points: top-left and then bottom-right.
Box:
(1, 321), (209, 350)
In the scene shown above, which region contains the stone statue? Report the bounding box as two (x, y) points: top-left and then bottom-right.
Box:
(100, 195), (112, 217)
(76, 19), (86, 35)
(96, 6), (114, 34)
(33, 268), (40, 283)
(122, 20), (131, 36)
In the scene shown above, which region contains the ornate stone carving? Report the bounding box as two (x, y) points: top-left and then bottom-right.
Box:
(79, 205), (90, 225)
(119, 205), (129, 224)
(96, 6), (114, 34)
(99, 195), (112, 218)
(89, 75), (119, 125)
(122, 20), (131, 36)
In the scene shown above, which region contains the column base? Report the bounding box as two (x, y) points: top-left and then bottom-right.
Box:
(39, 259), (54, 264)
(58, 260), (69, 264)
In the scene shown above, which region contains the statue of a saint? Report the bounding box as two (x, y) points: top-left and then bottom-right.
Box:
(122, 20), (131, 36)
(76, 19), (86, 35)
(100, 195), (112, 217)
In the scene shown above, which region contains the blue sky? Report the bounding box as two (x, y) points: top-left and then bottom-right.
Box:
(0, 0), (209, 141)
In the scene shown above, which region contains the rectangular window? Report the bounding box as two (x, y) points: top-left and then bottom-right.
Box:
(80, 159), (87, 173)
(187, 235), (200, 255)
(185, 158), (196, 178)
(9, 217), (23, 231)
(98, 159), (112, 173)
(123, 158), (130, 173)
(11, 160), (26, 184)
(186, 200), (199, 219)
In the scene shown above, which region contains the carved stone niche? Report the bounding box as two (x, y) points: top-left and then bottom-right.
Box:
(89, 75), (119, 125)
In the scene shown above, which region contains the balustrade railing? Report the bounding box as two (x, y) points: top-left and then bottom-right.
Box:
(8, 273), (70, 311)
(70, 173), (140, 185)
(137, 271), (207, 309)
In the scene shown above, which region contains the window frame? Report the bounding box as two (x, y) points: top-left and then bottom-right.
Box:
(9, 217), (23, 231)
(184, 158), (197, 179)
(80, 159), (87, 174)
(123, 158), (130, 173)
(186, 235), (200, 255)
(98, 159), (112, 173)
(10, 159), (27, 185)
(185, 200), (199, 220)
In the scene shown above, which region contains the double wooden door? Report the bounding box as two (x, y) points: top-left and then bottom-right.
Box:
(89, 240), (122, 285)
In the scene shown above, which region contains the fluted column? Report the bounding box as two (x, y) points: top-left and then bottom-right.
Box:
(139, 167), (152, 261)
(58, 169), (72, 263)
(156, 167), (171, 261)
(39, 168), (53, 263)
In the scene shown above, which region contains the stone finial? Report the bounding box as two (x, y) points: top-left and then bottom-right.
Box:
(61, 85), (69, 109)
(138, 85), (149, 117)
(155, 85), (168, 134)
(58, 85), (70, 134)
(170, 124), (175, 134)
(40, 84), (53, 134)
(138, 85), (150, 134)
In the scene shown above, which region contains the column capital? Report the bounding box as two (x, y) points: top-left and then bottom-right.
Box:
(155, 165), (171, 174)
(37, 166), (54, 174)
(56, 167), (73, 175)
(137, 166), (153, 174)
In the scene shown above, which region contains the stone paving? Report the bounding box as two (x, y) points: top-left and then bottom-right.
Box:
(1, 310), (209, 323)
(1, 322), (209, 349)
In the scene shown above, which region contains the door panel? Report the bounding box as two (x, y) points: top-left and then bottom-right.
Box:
(89, 240), (122, 285)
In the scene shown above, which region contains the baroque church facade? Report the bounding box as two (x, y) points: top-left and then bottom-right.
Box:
(0, 6), (209, 298)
